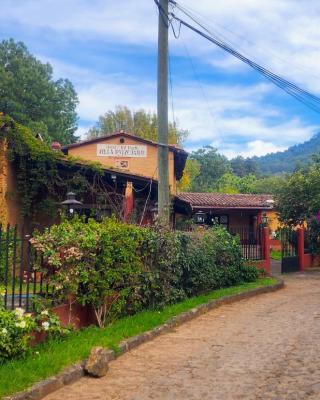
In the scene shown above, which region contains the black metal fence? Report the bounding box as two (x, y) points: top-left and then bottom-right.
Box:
(0, 225), (50, 311)
(279, 228), (299, 273)
(228, 226), (263, 260)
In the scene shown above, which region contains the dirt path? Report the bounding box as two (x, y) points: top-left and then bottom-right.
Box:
(44, 272), (320, 400)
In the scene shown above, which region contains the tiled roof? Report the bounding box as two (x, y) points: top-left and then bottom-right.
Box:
(176, 192), (274, 209)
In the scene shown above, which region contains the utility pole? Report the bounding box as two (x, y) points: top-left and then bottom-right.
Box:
(157, 0), (170, 225)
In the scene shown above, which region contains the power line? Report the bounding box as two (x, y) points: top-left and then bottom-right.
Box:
(173, 1), (320, 82)
(165, 1), (320, 113)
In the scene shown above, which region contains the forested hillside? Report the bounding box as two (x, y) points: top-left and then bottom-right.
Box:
(251, 132), (320, 174)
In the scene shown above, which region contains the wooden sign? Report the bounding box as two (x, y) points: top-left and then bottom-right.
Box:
(97, 144), (147, 158)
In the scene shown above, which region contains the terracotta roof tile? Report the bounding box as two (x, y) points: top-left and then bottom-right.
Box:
(176, 192), (274, 209)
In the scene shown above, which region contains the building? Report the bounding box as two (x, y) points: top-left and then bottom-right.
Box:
(0, 120), (188, 229)
(61, 132), (187, 196)
(175, 192), (278, 234)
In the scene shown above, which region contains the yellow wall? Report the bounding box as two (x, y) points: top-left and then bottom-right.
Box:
(266, 210), (280, 233)
(0, 140), (21, 227)
(67, 136), (177, 194)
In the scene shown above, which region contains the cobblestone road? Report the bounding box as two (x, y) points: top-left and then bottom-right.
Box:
(44, 272), (320, 400)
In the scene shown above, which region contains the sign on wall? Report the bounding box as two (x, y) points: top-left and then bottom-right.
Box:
(115, 160), (129, 169)
(97, 144), (147, 158)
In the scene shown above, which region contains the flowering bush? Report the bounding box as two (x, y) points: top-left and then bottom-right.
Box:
(0, 306), (69, 362)
(0, 307), (35, 362)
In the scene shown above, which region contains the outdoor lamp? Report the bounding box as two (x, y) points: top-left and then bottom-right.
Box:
(262, 213), (268, 225)
(151, 202), (158, 222)
(194, 211), (206, 224)
(61, 192), (83, 217)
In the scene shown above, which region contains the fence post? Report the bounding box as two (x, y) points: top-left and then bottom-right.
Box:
(297, 228), (305, 272)
(263, 227), (271, 273)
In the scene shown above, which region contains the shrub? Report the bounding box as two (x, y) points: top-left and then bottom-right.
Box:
(0, 304), (70, 363)
(31, 218), (260, 327)
(178, 226), (258, 295)
(0, 307), (35, 362)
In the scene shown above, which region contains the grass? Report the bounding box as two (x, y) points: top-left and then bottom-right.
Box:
(0, 277), (276, 398)
(270, 249), (282, 260)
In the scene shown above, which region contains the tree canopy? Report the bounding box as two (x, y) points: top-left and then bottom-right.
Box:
(276, 163), (320, 227)
(86, 105), (188, 145)
(0, 39), (78, 145)
(188, 146), (231, 192)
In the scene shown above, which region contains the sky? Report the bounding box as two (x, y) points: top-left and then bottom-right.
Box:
(2, 0), (320, 158)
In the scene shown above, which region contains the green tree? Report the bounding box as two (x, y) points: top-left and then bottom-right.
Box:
(231, 156), (259, 177)
(189, 146), (231, 192)
(275, 163), (320, 226)
(86, 105), (188, 145)
(250, 175), (287, 194)
(215, 173), (258, 194)
(0, 39), (78, 144)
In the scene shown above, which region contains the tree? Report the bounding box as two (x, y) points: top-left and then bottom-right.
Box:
(215, 173), (258, 194)
(250, 175), (287, 194)
(189, 146), (231, 192)
(0, 39), (78, 144)
(276, 164), (320, 227)
(177, 159), (201, 192)
(86, 105), (188, 145)
(231, 156), (259, 177)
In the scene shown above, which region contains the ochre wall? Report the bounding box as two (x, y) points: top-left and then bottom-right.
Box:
(0, 140), (21, 227)
(67, 136), (177, 194)
(266, 210), (280, 233)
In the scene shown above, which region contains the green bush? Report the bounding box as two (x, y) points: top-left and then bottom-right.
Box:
(31, 218), (259, 326)
(177, 227), (258, 296)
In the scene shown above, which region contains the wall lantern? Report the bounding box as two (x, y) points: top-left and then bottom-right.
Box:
(261, 212), (268, 225)
(61, 192), (83, 217)
(194, 210), (206, 224)
(151, 202), (158, 222)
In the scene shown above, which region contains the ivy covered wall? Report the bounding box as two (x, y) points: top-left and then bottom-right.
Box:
(0, 114), (130, 229)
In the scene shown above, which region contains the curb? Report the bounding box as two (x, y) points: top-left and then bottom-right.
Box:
(4, 278), (284, 400)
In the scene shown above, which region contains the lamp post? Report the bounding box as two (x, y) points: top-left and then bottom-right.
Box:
(61, 192), (83, 218)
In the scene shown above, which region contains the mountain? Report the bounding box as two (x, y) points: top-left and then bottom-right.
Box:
(251, 132), (320, 175)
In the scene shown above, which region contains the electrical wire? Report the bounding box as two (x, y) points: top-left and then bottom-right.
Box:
(173, 1), (320, 82)
(166, 5), (320, 113)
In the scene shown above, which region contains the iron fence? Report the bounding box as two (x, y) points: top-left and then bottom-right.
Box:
(228, 226), (263, 260)
(0, 225), (50, 311)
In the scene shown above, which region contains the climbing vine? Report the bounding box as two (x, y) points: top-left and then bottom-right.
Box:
(0, 114), (125, 222)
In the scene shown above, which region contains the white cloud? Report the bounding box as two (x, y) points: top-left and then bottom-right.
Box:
(64, 57), (319, 154)
(4, 0), (320, 156)
(4, 0), (320, 94)
(221, 140), (288, 159)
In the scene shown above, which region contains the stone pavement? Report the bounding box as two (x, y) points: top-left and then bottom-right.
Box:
(44, 272), (320, 400)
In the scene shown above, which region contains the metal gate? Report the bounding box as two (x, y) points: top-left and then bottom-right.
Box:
(280, 228), (299, 273)
(0, 224), (51, 311)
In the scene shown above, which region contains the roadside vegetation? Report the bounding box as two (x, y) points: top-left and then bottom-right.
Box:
(0, 277), (275, 398)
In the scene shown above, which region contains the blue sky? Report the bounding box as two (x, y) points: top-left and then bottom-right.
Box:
(2, 0), (320, 157)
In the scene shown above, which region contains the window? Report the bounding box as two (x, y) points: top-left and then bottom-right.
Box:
(209, 214), (229, 229)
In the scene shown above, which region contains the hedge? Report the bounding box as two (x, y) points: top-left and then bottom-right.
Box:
(31, 217), (259, 327)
